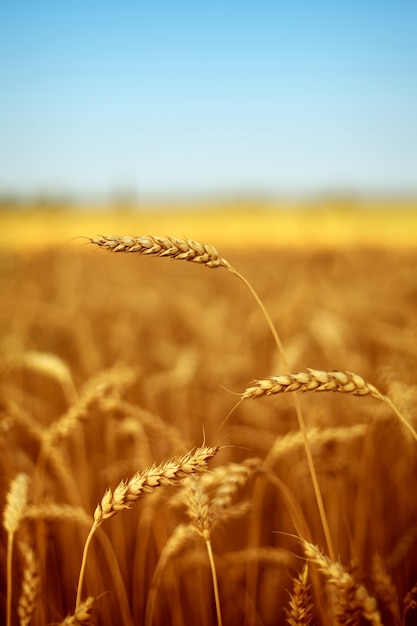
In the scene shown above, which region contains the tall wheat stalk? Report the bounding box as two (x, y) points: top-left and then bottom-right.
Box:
(3, 473), (30, 626)
(75, 445), (218, 610)
(88, 235), (335, 562)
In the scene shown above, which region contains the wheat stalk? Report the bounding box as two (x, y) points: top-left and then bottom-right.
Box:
(175, 459), (260, 626)
(88, 234), (335, 562)
(371, 554), (401, 625)
(243, 369), (417, 442)
(75, 445), (218, 610)
(24, 503), (92, 526)
(6, 350), (77, 405)
(145, 523), (199, 626)
(177, 475), (223, 626)
(3, 473), (30, 626)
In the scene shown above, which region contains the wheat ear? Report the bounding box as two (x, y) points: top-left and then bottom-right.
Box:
(17, 541), (40, 626)
(3, 473), (30, 626)
(285, 564), (313, 626)
(88, 234), (334, 561)
(174, 459), (260, 626)
(88, 235), (232, 268)
(75, 445), (218, 610)
(403, 582), (417, 623)
(371, 554), (401, 625)
(302, 540), (382, 625)
(242, 369), (417, 442)
(59, 597), (95, 625)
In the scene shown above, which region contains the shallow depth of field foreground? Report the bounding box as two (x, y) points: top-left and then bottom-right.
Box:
(1, 222), (417, 625)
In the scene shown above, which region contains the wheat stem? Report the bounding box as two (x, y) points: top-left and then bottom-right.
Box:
(6, 532), (14, 626)
(205, 536), (223, 626)
(228, 267), (335, 562)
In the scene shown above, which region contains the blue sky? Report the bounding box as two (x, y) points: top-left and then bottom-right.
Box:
(1, 1), (416, 199)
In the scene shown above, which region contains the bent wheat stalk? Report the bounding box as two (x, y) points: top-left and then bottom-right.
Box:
(88, 234), (335, 561)
(75, 445), (218, 610)
(242, 369), (417, 442)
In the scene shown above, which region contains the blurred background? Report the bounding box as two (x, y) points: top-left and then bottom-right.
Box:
(1, 0), (416, 247)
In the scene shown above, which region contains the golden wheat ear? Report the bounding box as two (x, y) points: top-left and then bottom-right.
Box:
(285, 564), (313, 626)
(75, 445), (218, 610)
(242, 369), (417, 442)
(17, 541), (40, 626)
(59, 597), (95, 626)
(3, 473), (30, 626)
(88, 235), (233, 268)
(301, 539), (383, 626)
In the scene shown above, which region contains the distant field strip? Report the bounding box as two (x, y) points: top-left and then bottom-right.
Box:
(1, 201), (417, 249)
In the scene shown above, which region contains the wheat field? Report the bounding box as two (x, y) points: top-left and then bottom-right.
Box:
(1, 206), (417, 625)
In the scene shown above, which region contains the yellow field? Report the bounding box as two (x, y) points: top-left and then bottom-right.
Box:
(1, 197), (417, 250)
(1, 200), (417, 625)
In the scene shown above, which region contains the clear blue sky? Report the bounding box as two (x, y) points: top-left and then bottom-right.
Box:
(1, 1), (416, 199)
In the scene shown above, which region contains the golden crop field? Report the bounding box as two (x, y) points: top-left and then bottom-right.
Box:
(1, 201), (417, 626)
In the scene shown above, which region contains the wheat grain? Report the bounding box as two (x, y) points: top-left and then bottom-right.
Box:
(285, 564), (313, 626)
(268, 424), (368, 464)
(4, 474), (30, 626)
(302, 540), (382, 625)
(243, 369), (417, 442)
(17, 541), (40, 626)
(243, 369), (386, 400)
(93, 445), (218, 525)
(225, 546), (293, 568)
(24, 503), (92, 526)
(371, 554), (400, 625)
(178, 460), (261, 626)
(403, 582), (417, 618)
(76, 445), (218, 609)
(175, 458), (260, 533)
(209, 457), (262, 514)
(89, 235), (233, 269)
(182, 475), (211, 540)
(5, 350), (77, 405)
(87, 234), (335, 560)
(3, 473), (29, 534)
(59, 596), (95, 625)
